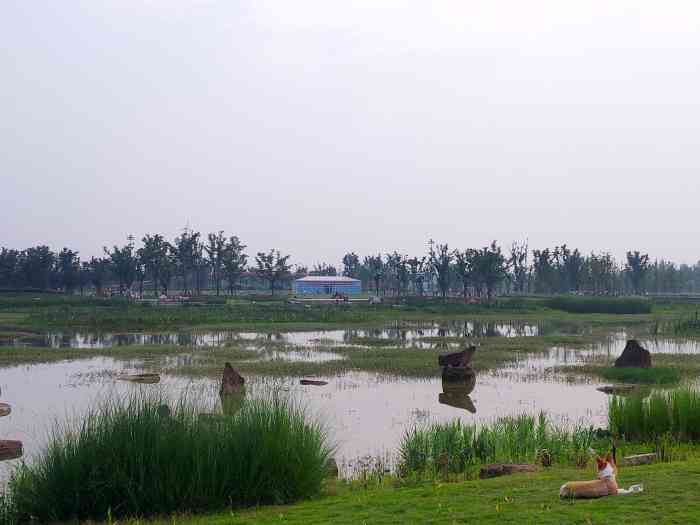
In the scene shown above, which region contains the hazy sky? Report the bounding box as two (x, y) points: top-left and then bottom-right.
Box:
(2, 1), (699, 267)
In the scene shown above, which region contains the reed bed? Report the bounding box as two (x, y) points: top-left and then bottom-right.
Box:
(398, 413), (595, 476)
(3, 394), (332, 523)
(608, 387), (700, 441)
(546, 296), (652, 315)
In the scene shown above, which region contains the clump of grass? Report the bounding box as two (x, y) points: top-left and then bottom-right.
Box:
(609, 387), (700, 441)
(398, 413), (594, 476)
(5, 393), (332, 523)
(670, 311), (700, 335)
(599, 366), (681, 385)
(546, 296), (652, 315)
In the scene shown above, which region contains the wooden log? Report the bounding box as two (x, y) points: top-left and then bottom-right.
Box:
(300, 379), (328, 386)
(479, 463), (539, 479)
(0, 402), (10, 417)
(116, 373), (161, 384)
(596, 384), (637, 395)
(623, 453), (656, 466)
(0, 440), (23, 461)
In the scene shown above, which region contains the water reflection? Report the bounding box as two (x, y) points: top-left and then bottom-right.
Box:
(2, 319), (589, 349)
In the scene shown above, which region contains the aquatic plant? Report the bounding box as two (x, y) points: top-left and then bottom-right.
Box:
(608, 387), (700, 441)
(598, 366), (681, 385)
(398, 413), (595, 476)
(5, 393), (332, 522)
(546, 296), (652, 315)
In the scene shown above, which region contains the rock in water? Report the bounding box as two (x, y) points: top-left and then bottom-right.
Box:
(0, 440), (23, 461)
(0, 403), (10, 417)
(220, 362), (245, 396)
(614, 340), (652, 368)
(438, 346), (477, 368)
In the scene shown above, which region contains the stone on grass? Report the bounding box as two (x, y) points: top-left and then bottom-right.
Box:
(220, 362), (245, 396)
(623, 453), (656, 466)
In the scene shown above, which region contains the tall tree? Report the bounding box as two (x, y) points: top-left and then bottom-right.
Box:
(222, 236), (248, 294)
(470, 241), (509, 298)
(428, 240), (452, 299)
(57, 248), (80, 293)
(363, 254), (384, 296)
(173, 229), (202, 294)
(406, 256), (426, 296)
(139, 234), (171, 296)
(21, 246), (55, 290)
(453, 249), (476, 299)
(509, 241), (529, 294)
(310, 263), (337, 276)
(0, 248), (21, 288)
(104, 243), (137, 294)
(204, 231), (227, 296)
(626, 251), (650, 295)
(255, 249), (291, 295)
(87, 256), (112, 296)
(342, 252), (360, 278)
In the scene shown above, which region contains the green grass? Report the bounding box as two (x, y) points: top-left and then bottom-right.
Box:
(398, 413), (596, 476)
(598, 366), (681, 385)
(546, 296), (652, 315)
(609, 387), (700, 442)
(3, 393), (332, 523)
(124, 459), (700, 524)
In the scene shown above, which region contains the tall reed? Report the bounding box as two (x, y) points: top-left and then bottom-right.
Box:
(5, 393), (332, 522)
(398, 413), (594, 476)
(608, 387), (700, 441)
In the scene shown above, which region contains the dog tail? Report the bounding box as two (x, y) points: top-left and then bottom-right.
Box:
(617, 484), (644, 495)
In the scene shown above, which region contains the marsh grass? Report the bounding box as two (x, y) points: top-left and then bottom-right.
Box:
(546, 296), (652, 315)
(599, 366), (681, 385)
(398, 413), (595, 477)
(609, 387), (700, 441)
(4, 393), (332, 523)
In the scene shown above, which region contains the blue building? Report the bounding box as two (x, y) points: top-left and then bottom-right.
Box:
(293, 276), (362, 296)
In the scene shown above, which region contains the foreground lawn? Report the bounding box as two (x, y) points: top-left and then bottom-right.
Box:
(141, 460), (700, 525)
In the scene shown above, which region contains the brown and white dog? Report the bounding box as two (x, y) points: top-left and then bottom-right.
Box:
(560, 453), (642, 499)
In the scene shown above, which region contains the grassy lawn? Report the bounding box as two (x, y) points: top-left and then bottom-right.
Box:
(138, 460), (700, 525)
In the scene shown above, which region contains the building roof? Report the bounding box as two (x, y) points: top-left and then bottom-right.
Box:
(295, 275), (361, 283)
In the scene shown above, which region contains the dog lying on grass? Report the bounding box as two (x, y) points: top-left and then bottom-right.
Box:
(560, 453), (643, 499)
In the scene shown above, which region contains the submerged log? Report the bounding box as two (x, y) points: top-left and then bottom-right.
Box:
(220, 362), (245, 396)
(117, 373), (161, 384)
(0, 402), (10, 417)
(438, 346), (477, 368)
(479, 463), (539, 479)
(0, 440), (23, 461)
(300, 379), (329, 386)
(614, 340), (652, 368)
(623, 453), (656, 466)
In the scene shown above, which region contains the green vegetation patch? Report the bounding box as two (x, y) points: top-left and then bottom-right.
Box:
(599, 366), (681, 385)
(3, 394), (332, 523)
(546, 296), (652, 315)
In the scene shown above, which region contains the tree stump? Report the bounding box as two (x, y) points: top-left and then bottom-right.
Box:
(220, 362), (245, 396)
(614, 340), (652, 368)
(623, 453), (656, 466)
(479, 463), (539, 479)
(0, 440), (23, 461)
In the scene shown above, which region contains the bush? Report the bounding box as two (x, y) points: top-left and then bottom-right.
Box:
(398, 413), (594, 476)
(609, 387), (700, 441)
(5, 394), (332, 522)
(546, 296), (652, 315)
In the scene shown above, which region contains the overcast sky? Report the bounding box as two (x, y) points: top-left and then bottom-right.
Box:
(2, 1), (699, 267)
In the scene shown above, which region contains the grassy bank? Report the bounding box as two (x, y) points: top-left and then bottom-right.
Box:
(2, 394), (331, 523)
(546, 296), (652, 315)
(130, 459), (700, 524)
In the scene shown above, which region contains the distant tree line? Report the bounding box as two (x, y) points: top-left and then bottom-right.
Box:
(2, 231), (700, 297)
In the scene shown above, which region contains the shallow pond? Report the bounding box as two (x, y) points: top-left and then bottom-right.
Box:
(1, 319), (589, 349)
(1, 327), (697, 480)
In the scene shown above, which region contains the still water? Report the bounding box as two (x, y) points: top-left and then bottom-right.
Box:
(1, 327), (697, 480)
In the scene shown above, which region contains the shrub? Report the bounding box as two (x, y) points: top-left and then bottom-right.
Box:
(546, 296), (652, 315)
(5, 394), (332, 522)
(599, 366), (681, 385)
